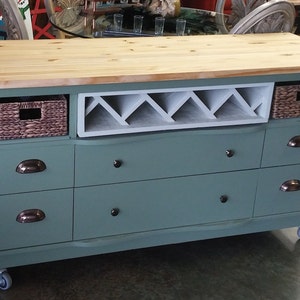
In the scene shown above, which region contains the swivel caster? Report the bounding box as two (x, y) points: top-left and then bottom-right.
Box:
(0, 269), (12, 290)
(297, 227), (300, 238)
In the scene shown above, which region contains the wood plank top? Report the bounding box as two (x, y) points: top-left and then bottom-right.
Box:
(0, 33), (300, 89)
(289, 0), (300, 5)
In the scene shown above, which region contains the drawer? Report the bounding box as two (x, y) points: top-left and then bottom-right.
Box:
(0, 144), (74, 194)
(262, 125), (300, 167)
(75, 126), (264, 187)
(0, 189), (73, 251)
(255, 165), (300, 216)
(74, 170), (257, 240)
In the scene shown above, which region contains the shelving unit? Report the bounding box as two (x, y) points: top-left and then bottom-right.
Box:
(77, 82), (274, 137)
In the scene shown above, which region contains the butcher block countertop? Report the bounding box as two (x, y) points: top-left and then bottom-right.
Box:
(1, 33), (300, 89)
(289, 0), (300, 5)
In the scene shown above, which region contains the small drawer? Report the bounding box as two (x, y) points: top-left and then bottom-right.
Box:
(0, 189), (73, 251)
(262, 124), (300, 167)
(0, 144), (74, 194)
(74, 170), (257, 240)
(255, 165), (300, 216)
(75, 126), (264, 186)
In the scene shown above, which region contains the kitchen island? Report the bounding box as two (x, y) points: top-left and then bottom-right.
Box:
(0, 33), (300, 289)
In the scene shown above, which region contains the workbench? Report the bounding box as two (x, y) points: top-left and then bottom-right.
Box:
(0, 33), (300, 290)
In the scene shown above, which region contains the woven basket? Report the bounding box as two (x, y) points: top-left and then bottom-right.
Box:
(0, 95), (68, 140)
(271, 84), (300, 119)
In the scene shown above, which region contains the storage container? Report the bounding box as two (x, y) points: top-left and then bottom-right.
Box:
(271, 84), (300, 119)
(0, 95), (68, 139)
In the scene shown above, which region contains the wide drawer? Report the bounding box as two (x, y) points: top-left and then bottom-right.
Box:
(0, 144), (74, 194)
(262, 124), (300, 167)
(255, 165), (300, 216)
(74, 170), (257, 240)
(0, 189), (73, 251)
(75, 126), (264, 187)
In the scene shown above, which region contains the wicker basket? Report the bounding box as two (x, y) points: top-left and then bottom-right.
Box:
(0, 95), (68, 140)
(271, 84), (300, 119)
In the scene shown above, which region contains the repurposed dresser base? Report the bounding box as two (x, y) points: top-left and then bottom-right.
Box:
(0, 33), (300, 290)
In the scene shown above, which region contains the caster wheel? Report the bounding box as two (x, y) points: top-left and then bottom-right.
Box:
(0, 270), (12, 290)
(297, 227), (300, 238)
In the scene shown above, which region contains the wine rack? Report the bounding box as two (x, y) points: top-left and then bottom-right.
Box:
(77, 82), (274, 137)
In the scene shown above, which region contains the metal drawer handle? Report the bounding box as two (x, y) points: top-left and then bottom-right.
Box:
(220, 195), (229, 203)
(16, 209), (46, 223)
(226, 149), (235, 158)
(111, 208), (120, 217)
(16, 159), (46, 174)
(280, 179), (300, 192)
(287, 136), (300, 147)
(113, 160), (122, 168)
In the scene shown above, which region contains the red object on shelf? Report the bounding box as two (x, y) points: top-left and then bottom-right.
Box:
(181, 0), (217, 11)
(30, 0), (56, 39)
(181, 0), (232, 14)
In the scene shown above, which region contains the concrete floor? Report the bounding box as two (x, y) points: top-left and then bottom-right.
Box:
(1, 228), (300, 300)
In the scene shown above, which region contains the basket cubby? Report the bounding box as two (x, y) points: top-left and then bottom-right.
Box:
(77, 83), (274, 137)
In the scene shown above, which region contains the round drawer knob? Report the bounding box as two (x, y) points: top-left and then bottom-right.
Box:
(111, 208), (120, 217)
(225, 150), (235, 158)
(220, 195), (228, 203)
(113, 160), (122, 168)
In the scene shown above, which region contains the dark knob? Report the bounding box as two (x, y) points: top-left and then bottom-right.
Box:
(113, 160), (122, 168)
(220, 195), (228, 203)
(111, 208), (120, 216)
(226, 150), (234, 158)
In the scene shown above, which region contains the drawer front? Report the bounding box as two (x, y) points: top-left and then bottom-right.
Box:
(75, 126), (264, 186)
(255, 165), (300, 216)
(74, 170), (257, 240)
(0, 189), (73, 251)
(262, 125), (300, 167)
(0, 144), (74, 194)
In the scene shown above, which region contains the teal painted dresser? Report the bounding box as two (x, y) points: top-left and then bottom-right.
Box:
(0, 33), (300, 289)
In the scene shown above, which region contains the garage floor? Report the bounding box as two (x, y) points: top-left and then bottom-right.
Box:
(1, 228), (300, 300)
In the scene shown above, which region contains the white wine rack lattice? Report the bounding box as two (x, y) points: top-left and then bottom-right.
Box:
(77, 83), (274, 137)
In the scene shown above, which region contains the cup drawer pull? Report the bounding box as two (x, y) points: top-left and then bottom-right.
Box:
(280, 179), (300, 192)
(16, 159), (46, 174)
(16, 209), (46, 223)
(287, 136), (300, 147)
